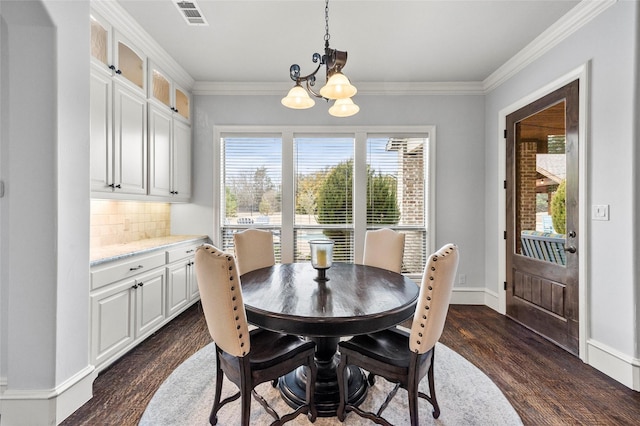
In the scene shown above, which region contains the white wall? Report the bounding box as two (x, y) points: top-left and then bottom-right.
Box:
(171, 93), (488, 296)
(0, 1), (93, 424)
(484, 0), (639, 386)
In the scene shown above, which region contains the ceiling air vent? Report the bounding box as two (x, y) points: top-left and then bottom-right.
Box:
(174, 1), (208, 26)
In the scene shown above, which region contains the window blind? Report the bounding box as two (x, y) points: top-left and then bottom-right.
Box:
(221, 137), (282, 259)
(366, 137), (428, 274)
(294, 137), (355, 262)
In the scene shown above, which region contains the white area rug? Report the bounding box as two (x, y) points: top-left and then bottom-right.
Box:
(140, 342), (522, 425)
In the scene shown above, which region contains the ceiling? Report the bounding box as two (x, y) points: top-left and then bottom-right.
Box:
(116, 0), (581, 87)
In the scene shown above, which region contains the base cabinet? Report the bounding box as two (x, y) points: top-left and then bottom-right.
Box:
(90, 238), (205, 372)
(166, 243), (199, 317)
(90, 267), (165, 368)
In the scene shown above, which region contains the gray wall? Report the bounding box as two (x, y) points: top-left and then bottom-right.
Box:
(0, 0), (91, 422)
(171, 93), (487, 290)
(484, 0), (638, 358)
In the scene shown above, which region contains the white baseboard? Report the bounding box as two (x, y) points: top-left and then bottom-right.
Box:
(0, 365), (96, 426)
(586, 339), (640, 391)
(450, 286), (484, 304)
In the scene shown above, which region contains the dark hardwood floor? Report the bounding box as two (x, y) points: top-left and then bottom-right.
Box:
(62, 303), (640, 425)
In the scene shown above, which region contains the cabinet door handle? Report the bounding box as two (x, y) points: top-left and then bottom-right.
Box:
(138, 282), (144, 287)
(131, 284), (138, 289)
(129, 265), (144, 271)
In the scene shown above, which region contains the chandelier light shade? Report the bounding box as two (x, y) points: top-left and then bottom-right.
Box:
(281, 84), (315, 109)
(319, 72), (357, 100)
(328, 97), (360, 118)
(281, 0), (359, 117)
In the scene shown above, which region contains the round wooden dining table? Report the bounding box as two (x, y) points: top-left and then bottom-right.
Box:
(241, 262), (419, 417)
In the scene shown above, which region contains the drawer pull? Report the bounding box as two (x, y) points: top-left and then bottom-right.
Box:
(129, 265), (144, 271)
(186, 249), (194, 254)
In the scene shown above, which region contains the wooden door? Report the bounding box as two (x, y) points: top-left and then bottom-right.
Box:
(506, 80), (579, 355)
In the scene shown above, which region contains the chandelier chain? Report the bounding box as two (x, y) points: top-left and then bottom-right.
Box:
(324, 0), (330, 47)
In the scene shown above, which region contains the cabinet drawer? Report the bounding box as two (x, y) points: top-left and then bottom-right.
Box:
(166, 243), (200, 263)
(91, 251), (165, 290)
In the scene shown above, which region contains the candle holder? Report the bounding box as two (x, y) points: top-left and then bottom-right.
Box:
(309, 239), (334, 281)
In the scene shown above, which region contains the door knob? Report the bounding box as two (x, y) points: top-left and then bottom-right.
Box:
(568, 231), (576, 238)
(565, 245), (577, 253)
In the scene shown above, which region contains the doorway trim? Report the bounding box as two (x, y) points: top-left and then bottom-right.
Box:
(496, 62), (590, 360)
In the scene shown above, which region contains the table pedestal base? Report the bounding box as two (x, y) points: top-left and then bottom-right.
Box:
(279, 343), (368, 417)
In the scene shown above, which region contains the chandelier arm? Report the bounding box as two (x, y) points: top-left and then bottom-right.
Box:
(290, 61), (323, 84)
(304, 79), (328, 100)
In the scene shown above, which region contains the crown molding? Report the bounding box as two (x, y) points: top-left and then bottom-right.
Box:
(93, 0), (615, 97)
(192, 81), (485, 96)
(483, 0), (616, 92)
(91, 0), (195, 90)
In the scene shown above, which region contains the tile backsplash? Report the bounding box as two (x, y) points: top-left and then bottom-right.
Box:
(90, 200), (170, 248)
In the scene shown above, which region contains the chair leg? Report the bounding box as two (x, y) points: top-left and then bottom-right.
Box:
(427, 352), (440, 419)
(209, 357), (225, 425)
(367, 371), (376, 386)
(240, 381), (252, 426)
(407, 375), (420, 426)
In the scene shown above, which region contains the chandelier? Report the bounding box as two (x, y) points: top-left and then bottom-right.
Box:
(281, 0), (359, 118)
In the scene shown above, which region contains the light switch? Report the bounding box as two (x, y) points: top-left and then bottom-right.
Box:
(592, 204), (609, 221)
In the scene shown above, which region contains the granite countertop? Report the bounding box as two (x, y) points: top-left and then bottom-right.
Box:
(90, 235), (209, 266)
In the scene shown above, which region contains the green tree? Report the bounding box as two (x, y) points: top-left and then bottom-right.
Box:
(316, 160), (401, 225)
(252, 166), (274, 209)
(225, 186), (237, 217)
(316, 160), (400, 259)
(367, 172), (400, 224)
(296, 171), (324, 222)
(259, 189), (278, 216)
(550, 179), (566, 234)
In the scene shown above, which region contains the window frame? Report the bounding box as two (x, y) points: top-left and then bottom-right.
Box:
(214, 125), (436, 279)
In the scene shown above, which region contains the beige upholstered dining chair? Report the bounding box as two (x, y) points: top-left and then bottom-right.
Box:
(194, 244), (317, 426)
(337, 243), (459, 425)
(362, 228), (405, 273)
(233, 229), (276, 276)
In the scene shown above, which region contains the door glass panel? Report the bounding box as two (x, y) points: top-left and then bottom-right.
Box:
(118, 41), (144, 89)
(515, 101), (567, 265)
(152, 69), (171, 107)
(175, 89), (190, 120)
(90, 16), (108, 65)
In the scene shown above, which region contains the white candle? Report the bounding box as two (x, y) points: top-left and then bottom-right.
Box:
(316, 248), (327, 268)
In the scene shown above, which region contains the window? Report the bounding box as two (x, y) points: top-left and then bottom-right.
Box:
(218, 127), (433, 277)
(221, 137), (282, 260)
(366, 137), (428, 274)
(295, 137), (354, 262)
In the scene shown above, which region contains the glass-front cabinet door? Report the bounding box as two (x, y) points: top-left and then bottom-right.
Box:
(115, 33), (145, 92)
(90, 13), (146, 93)
(149, 63), (191, 122)
(174, 87), (190, 121)
(151, 68), (172, 108)
(90, 13), (111, 68)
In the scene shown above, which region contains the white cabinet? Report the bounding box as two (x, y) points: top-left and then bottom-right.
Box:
(91, 12), (146, 95)
(90, 10), (192, 201)
(134, 268), (166, 337)
(149, 62), (191, 123)
(90, 238), (205, 371)
(90, 58), (147, 195)
(148, 104), (191, 201)
(166, 243), (199, 317)
(90, 278), (135, 368)
(90, 266), (164, 368)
